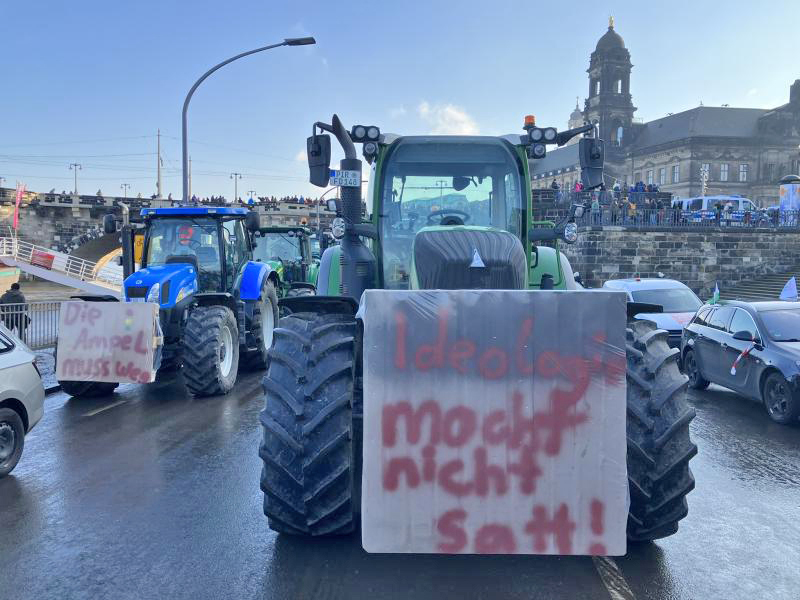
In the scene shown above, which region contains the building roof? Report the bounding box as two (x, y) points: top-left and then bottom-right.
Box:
(530, 143), (580, 176)
(631, 106), (769, 149)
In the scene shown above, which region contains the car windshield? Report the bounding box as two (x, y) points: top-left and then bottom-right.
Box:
(145, 217), (222, 291)
(758, 309), (800, 341)
(631, 288), (702, 312)
(380, 138), (526, 289)
(253, 232), (302, 263)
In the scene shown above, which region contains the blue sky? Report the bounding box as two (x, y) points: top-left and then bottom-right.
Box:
(2, 0), (798, 200)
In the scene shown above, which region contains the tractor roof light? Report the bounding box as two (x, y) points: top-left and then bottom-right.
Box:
(351, 124), (380, 143)
(524, 115), (536, 129)
(530, 143), (546, 159)
(543, 127), (557, 142)
(367, 126), (380, 140)
(530, 128), (544, 142)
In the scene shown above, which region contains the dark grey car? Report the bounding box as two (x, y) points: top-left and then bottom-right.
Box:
(681, 301), (800, 425)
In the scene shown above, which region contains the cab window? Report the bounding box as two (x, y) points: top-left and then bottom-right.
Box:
(729, 308), (759, 339)
(222, 219), (249, 290)
(707, 306), (734, 331)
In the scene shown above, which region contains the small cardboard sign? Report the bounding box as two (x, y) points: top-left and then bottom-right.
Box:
(56, 301), (159, 384)
(359, 290), (629, 555)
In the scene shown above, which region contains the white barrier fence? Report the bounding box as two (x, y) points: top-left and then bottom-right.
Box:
(0, 237), (123, 290)
(0, 301), (62, 350)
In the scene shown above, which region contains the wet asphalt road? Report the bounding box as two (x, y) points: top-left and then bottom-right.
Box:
(1, 373), (799, 600)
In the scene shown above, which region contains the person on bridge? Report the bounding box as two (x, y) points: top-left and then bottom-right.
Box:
(0, 282), (28, 339)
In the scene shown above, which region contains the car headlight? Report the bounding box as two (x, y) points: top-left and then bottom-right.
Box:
(563, 222), (578, 244)
(332, 217), (346, 239)
(147, 282), (161, 303)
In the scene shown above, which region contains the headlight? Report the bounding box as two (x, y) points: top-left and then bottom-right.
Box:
(175, 285), (195, 303)
(367, 126), (380, 140)
(353, 125), (366, 139)
(332, 217), (346, 239)
(531, 143), (546, 158)
(563, 222), (578, 243)
(530, 128), (543, 142)
(543, 127), (557, 142)
(147, 282), (161, 303)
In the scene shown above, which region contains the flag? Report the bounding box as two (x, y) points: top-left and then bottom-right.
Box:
(780, 276), (798, 301)
(709, 282), (719, 304)
(13, 182), (26, 230)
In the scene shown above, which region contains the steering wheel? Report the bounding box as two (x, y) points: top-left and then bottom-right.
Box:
(426, 209), (471, 226)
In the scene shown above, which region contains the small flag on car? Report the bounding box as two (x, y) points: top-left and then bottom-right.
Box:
(779, 276), (798, 301)
(709, 282), (720, 305)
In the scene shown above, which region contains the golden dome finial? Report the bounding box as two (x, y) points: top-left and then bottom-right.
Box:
(609, 15), (615, 29)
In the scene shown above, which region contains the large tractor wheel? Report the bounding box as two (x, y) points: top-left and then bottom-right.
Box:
(259, 312), (356, 536)
(626, 319), (697, 542)
(243, 280), (279, 371)
(182, 305), (239, 397)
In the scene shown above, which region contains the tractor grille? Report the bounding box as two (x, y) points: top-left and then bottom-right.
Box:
(413, 229), (527, 290)
(126, 286), (148, 299)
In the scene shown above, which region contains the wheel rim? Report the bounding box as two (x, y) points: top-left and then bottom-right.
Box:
(263, 297), (275, 348)
(220, 324), (234, 378)
(686, 353), (698, 384)
(0, 422), (16, 463)
(766, 378), (789, 417)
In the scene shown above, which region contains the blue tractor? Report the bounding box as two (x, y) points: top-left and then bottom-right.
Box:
(58, 206), (279, 398)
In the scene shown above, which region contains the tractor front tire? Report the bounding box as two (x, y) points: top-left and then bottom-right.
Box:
(243, 281), (279, 371)
(259, 311), (356, 536)
(626, 319), (698, 542)
(182, 306), (239, 397)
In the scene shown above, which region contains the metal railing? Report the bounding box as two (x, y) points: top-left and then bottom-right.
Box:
(531, 208), (800, 230)
(0, 237), (123, 288)
(0, 301), (61, 350)
(532, 190), (674, 206)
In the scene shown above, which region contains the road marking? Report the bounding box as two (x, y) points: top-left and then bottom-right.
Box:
(83, 399), (127, 417)
(592, 556), (636, 600)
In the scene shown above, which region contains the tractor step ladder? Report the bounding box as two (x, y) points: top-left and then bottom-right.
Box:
(0, 236), (122, 297)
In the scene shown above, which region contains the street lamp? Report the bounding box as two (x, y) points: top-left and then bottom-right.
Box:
(231, 172), (242, 203)
(180, 36), (316, 201)
(120, 183), (131, 198)
(69, 163), (82, 195)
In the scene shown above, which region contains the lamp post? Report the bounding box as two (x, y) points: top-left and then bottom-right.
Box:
(120, 183), (131, 198)
(69, 163), (82, 195)
(180, 37), (316, 201)
(231, 172), (242, 204)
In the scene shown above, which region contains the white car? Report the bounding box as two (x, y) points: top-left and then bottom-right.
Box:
(0, 323), (45, 478)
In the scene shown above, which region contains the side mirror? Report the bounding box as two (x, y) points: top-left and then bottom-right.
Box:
(732, 330), (758, 343)
(307, 134), (332, 187)
(245, 210), (260, 232)
(103, 214), (116, 234)
(326, 198), (338, 213)
(579, 138), (604, 189)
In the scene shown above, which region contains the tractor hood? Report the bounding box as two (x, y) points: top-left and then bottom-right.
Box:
(123, 263), (198, 306)
(410, 225), (527, 290)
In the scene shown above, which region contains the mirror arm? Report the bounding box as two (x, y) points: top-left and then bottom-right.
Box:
(556, 123), (594, 147)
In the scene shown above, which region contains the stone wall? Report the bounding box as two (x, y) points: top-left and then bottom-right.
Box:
(0, 203), (105, 251)
(561, 227), (800, 298)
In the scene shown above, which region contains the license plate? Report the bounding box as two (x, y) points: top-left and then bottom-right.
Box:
(329, 169), (360, 187)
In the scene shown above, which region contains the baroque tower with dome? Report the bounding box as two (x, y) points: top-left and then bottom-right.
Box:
(532, 19), (800, 206)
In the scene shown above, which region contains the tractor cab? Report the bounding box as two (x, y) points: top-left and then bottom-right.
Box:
(252, 225), (318, 296)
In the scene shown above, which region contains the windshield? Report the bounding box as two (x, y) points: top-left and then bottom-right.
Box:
(145, 217), (221, 291)
(380, 138), (525, 289)
(253, 232), (303, 263)
(631, 288), (702, 312)
(759, 309), (800, 341)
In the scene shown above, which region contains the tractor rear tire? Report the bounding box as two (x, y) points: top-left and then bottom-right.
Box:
(243, 281), (279, 371)
(626, 319), (698, 542)
(259, 311), (356, 536)
(182, 306), (239, 397)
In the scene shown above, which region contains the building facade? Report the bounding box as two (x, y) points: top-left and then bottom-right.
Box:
(532, 20), (800, 206)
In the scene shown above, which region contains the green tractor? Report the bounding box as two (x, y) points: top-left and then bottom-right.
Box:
(251, 225), (319, 297)
(258, 115), (696, 544)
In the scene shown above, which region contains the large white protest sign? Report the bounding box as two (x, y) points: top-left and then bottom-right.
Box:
(56, 301), (160, 385)
(359, 290), (629, 555)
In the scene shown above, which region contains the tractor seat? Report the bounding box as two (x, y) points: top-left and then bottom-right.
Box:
(195, 246), (219, 270)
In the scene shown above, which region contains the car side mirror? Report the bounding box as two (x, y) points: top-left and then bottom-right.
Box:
(245, 210), (260, 232)
(732, 330), (758, 343)
(308, 134), (332, 187)
(579, 137), (604, 189)
(103, 214), (117, 234)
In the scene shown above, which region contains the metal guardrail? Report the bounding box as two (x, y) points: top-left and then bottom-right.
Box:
(532, 208), (800, 230)
(532, 190), (674, 206)
(0, 301), (61, 350)
(0, 237), (123, 288)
